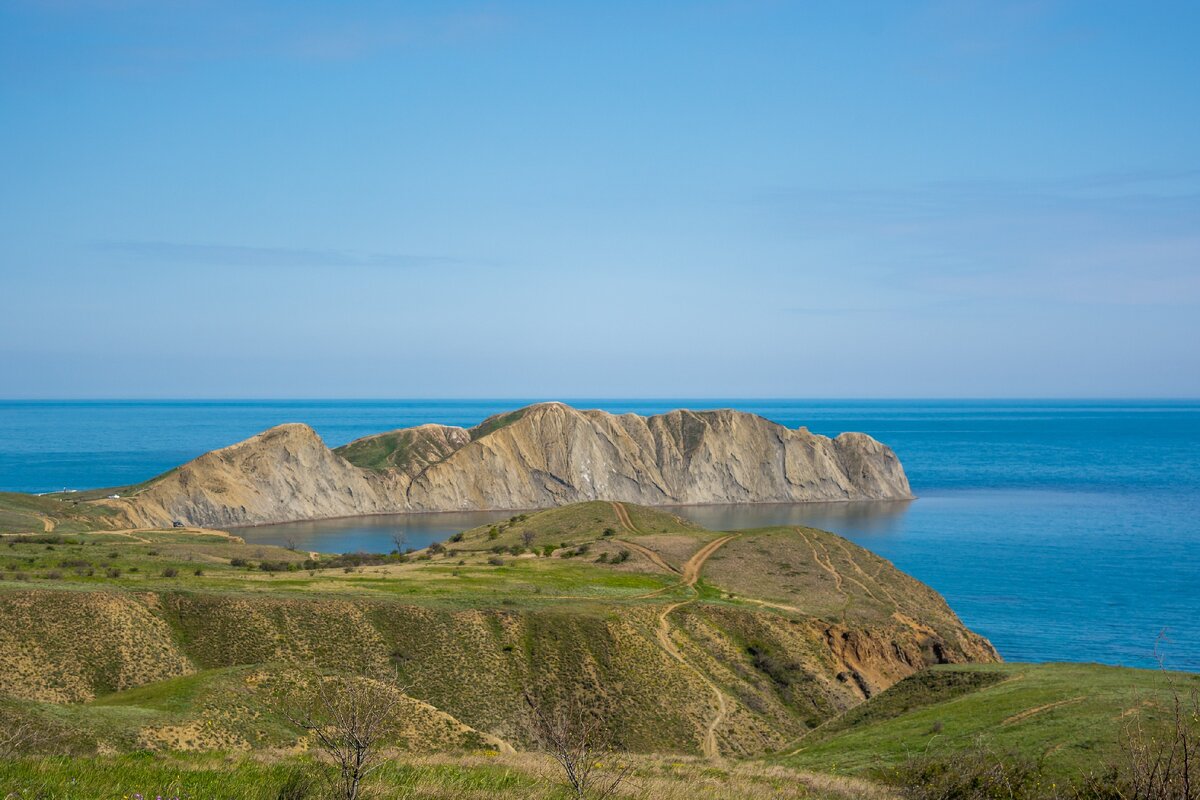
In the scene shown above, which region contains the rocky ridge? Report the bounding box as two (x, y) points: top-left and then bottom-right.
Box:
(101, 402), (914, 528)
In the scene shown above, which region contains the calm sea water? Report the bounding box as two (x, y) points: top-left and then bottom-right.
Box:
(1, 399), (1197, 670)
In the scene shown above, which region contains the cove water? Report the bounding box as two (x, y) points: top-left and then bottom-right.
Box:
(1, 399), (1197, 670)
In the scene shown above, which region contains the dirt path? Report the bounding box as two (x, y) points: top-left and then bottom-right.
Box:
(1001, 696), (1085, 726)
(609, 501), (684, 576)
(651, 532), (739, 759)
(41, 516), (57, 533)
(105, 529), (153, 543)
(796, 528), (846, 595)
(681, 535), (735, 587)
(613, 538), (681, 576)
(610, 501), (640, 534)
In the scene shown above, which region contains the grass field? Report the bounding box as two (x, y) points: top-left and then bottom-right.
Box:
(0, 752), (893, 800)
(781, 661), (1200, 780)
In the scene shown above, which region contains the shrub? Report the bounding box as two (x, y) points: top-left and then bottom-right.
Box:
(889, 744), (1041, 800)
(488, 528), (499, 540)
(1077, 677), (1200, 800)
(488, 556), (505, 566)
(428, 542), (446, 555)
(161, 567), (178, 578)
(542, 544), (556, 558)
(230, 557), (248, 567)
(596, 552), (609, 563)
(508, 544), (524, 556)
(602, 527), (616, 537)
(12, 535), (66, 545)
(448, 532), (464, 543)
(193, 568), (204, 576)
(105, 567), (121, 579)
(44, 570), (63, 580)
(611, 550), (631, 564)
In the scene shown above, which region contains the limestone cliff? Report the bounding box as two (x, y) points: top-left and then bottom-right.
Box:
(102, 402), (914, 528)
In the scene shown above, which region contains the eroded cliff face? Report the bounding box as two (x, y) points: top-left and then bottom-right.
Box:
(103, 402), (914, 528)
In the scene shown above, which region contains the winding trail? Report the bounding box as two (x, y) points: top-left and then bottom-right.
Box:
(652, 532), (738, 759)
(610, 501), (682, 576)
(609, 501), (740, 758)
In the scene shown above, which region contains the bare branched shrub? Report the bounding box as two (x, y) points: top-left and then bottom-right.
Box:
(390, 532), (407, 555)
(1082, 679), (1200, 800)
(523, 690), (632, 800)
(0, 712), (45, 758)
(280, 673), (405, 800)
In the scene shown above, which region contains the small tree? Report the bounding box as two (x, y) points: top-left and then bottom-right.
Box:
(521, 530), (536, 549)
(281, 673), (404, 800)
(390, 532), (407, 555)
(285, 537), (299, 552)
(523, 690), (631, 800)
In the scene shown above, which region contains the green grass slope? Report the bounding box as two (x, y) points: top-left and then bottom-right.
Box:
(0, 491), (119, 534)
(781, 662), (1200, 779)
(334, 426), (466, 475)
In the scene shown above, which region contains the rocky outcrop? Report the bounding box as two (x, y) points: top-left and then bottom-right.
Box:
(101, 402), (914, 528)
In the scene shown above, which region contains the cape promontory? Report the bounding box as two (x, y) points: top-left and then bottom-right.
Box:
(101, 402), (914, 528)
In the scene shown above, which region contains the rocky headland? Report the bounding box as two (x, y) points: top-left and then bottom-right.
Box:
(99, 402), (914, 528)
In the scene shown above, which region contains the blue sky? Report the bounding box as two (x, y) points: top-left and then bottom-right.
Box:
(1, 1), (1197, 398)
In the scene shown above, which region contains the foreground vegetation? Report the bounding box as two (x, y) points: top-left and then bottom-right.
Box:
(0, 752), (892, 800)
(0, 500), (1195, 799)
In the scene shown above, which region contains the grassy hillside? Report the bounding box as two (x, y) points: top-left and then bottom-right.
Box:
(334, 426), (466, 475)
(3, 501), (1187, 798)
(0, 502), (999, 763)
(781, 662), (1200, 780)
(0, 491), (120, 534)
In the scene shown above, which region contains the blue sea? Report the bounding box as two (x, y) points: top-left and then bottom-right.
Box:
(1, 399), (1197, 671)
